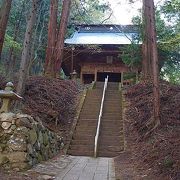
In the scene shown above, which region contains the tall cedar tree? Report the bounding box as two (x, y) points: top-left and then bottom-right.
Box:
(143, 0), (160, 128)
(8, 0), (26, 78)
(44, 0), (71, 78)
(44, 0), (58, 77)
(0, 0), (12, 60)
(16, 0), (40, 95)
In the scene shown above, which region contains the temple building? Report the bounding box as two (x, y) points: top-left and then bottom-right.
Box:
(62, 24), (139, 84)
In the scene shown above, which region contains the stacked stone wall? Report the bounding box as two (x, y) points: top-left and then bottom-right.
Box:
(0, 113), (62, 171)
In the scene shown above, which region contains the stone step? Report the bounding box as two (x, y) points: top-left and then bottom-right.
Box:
(100, 126), (123, 131)
(97, 152), (120, 157)
(69, 144), (94, 151)
(79, 112), (99, 116)
(79, 115), (99, 119)
(97, 148), (123, 157)
(71, 139), (95, 145)
(82, 104), (100, 107)
(87, 90), (102, 93)
(105, 95), (121, 98)
(102, 113), (121, 116)
(77, 119), (98, 122)
(84, 97), (101, 100)
(99, 134), (123, 138)
(84, 99), (101, 105)
(105, 91), (120, 94)
(87, 89), (102, 92)
(100, 123), (123, 128)
(103, 106), (121, 109)
(77, 121), (97, 125)
(99, 136), (124, 145)
(102, 115), (121, 119)
(74, 128), (97, 134)
(103, 109), (121, 112)
(103, 103), (121, 106)
(98, 145), (124, 152)
(75, 124), (96, 129)
(81, 108), (100, 111)
(99, 131), (123, 136)
(99, 135), (124, 141)
(104, 100), (121, 103)
(72, 134), (95, 140)
(68, 149), (93, 156)
(80, 111), (99, 115)
(104, 104), (121, 107)
(101, 118), (123, 122)
(86, 94), (102, 97)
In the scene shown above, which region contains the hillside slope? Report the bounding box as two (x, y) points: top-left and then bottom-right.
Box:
(115, 81), (180, 179)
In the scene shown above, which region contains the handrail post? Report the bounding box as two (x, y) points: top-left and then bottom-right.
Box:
(94, 76), (108, 158)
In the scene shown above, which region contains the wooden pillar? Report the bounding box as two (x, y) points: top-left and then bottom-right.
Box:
(71, 46), (75, 73)
(80, 71), (83, 83)
(94, 69), (97, 82)
(121, 72), (124, 87)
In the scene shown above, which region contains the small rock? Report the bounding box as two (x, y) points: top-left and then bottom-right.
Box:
(34, 141), (41, 151)
(12, 119), (16, 124)
(0, 113), (15, 122)
(43, 131), (49, 146)
(8, 152), (28, 163)
(8, 133), (27, 151)
(3, 124), (16, 134)
(38, 131), (44, 144)
(1, 122), (12, 130)
(10, 124), (16, 130)
(29, 128), (38, 145)
(16, 126), (29, 135)
(15, 117), (32, 129)
(11, 162), (31, 170)
(37, 152), (43, 162)
(0, 154), (9, 165)
(0, 143), (6, 152)
(40, 175), (55, 180)
(27, 144), (33, 155)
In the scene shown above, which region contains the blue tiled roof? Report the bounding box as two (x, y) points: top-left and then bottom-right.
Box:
(65, 31), (136, 45)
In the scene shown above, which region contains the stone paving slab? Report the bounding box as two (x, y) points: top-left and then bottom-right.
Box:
(27, 155), (115, 180)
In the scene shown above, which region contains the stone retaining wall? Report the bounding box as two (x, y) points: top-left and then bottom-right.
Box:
(0, 113), (62, 171)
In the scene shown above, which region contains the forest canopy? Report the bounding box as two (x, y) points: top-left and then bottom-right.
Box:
(0, 0), (179, 84)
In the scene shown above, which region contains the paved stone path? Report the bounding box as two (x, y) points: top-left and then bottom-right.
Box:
(27, 155), (116, 180)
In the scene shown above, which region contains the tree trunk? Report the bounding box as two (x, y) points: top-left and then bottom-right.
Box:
(142, 0), (160, 128)
(44, 0), (71, 78)
(7, 0), (26, 79)
(28, 1), (45, 76)
(142, 0), (152, 80)
(16, 0), (40, 95)
(53, 0), (71, 77)
(0, 0), (12, 60)
(44, 0), (58, 77)
(149, 0), (160, 126)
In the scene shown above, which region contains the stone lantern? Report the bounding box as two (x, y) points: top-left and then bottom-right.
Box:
(70, 70), (78, 80)
(0, 82), (22, 113)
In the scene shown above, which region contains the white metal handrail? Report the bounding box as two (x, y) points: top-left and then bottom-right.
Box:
(94, 76), (109, 157)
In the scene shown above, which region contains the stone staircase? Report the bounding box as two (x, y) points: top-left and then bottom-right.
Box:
(68, 82), (124, 157)
(68, 88), (102, 156)
(98, 82), (124, 157)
